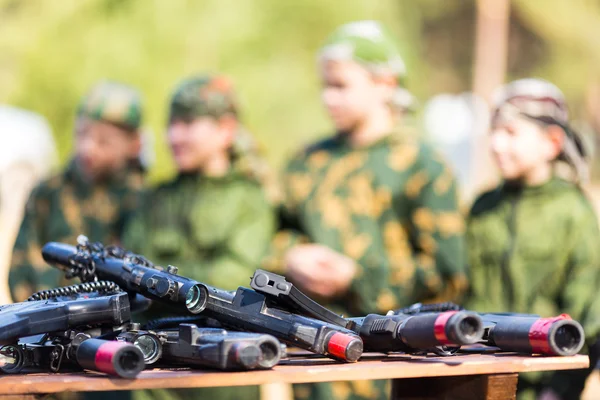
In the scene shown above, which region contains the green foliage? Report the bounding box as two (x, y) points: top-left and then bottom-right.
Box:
(1, 0), (599, 182)
(0, 0), (423, 182)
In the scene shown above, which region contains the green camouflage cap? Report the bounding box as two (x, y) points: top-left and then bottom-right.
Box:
(78, 81), (143, 131)
(319, 20), (406, 80)
(169, 75), (238, 123)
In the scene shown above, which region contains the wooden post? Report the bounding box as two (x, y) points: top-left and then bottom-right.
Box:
(470, 0), (511, 197)
(391, 373), (518, 400)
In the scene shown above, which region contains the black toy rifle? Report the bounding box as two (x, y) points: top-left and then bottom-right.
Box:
(100, 322), (283, 371)
(159, 324), (282, 370)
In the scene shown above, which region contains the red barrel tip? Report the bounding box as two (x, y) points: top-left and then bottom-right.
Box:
(327, 332), (363, 362)
(94, 341), (144, 378)
(433, 311), (458, 345)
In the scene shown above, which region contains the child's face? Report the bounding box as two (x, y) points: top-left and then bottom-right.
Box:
(75, 119), (140, 181)
(489, 116), (558, 181)
(320, 59), (394, 132)
(167, 116), (232, 173)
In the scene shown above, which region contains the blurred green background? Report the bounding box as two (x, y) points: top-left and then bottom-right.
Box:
(2, 0), (600, 183)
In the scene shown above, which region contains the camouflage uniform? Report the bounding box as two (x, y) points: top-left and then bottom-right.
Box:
(264, 22), (467, 400)
(122, 172), (274, 290)
(122, 76), (274, 400)
(466, 79), (600, 400)
(269, 130), (467, 316)
(9, 81), (144, 302)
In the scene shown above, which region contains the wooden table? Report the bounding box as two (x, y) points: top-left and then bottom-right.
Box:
(0, 352), (589, 400)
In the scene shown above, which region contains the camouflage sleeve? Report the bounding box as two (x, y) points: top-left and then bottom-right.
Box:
(542, 197), (600, 400)
(120, 205), (149, 256)
(8, 187), (56, 302)
(114, 185), (146, 245)
(206, 185), (276, 290)
(560, 201), (600, 341)
(464, 195), (485, 303)
(262, 157), (311, 273)
(406, 146), (467, 304)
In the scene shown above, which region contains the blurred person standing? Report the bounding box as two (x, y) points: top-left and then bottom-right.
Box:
(466, 78), (600, 400)
(122, 75), (274, 290)
(8, 81), (145, 302)
(0, 106), (57, 304)
(264, 21), (466, 400)
(122, 75), (275, 400)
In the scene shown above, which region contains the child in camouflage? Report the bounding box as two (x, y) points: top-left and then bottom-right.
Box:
(466, 78), (600, 400)
(9, 81), (144, 303)
(268, 20), (467, 400)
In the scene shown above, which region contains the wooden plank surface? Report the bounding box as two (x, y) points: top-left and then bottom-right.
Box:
(0, 353), (588, 395)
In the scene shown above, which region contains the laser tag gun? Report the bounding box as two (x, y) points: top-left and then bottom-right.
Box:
(345, 311), (483, 355)
(392, 303), (586, 356)
(0, 285), (130, 344)
(0, 330), (145, 378)
(249, 270), (484, 355)
(42, 236), (364, 362)
(478, 313), (584, 356)
(98, 321), (283, 371)
(158, 324), (282, 371)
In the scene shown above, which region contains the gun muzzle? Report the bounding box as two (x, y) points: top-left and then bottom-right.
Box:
(398, 311), (483, 349)
(0, 345), (24, 373)
(324, 332), (363, 362)
(76, 339), (145, 378)
(41, 242), (76, 271)
(229, 338), (283, 369)
(257, 336), (283, 369)
(483, 314), (585, 356)
(229, 342), (262, 369)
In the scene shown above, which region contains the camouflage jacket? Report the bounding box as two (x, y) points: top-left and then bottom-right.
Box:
(466, 177), (600, 334)
(9, 159), (144, 302)
(466, 177), (600, 400)
(121, 171), (275, 291)
(266, 128), (467, 317)
(122, 173), (270, 400)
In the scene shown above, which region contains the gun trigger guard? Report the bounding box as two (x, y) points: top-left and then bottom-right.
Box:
(431, 345), (460, 356)
(49, 344), (65, 372)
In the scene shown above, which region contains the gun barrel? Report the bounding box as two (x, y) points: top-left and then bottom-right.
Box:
(41, 242), (77, 272)
(256, 336), (283, 369)
(353, 311), (483, 353)
(481, 314), (585, 356)
(42, 242), (209, 315)
(433, 311), (483, 346)
(76, 339), (145, 378)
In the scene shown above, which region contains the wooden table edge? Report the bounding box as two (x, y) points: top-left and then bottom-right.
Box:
(0, 354), (589, 395)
